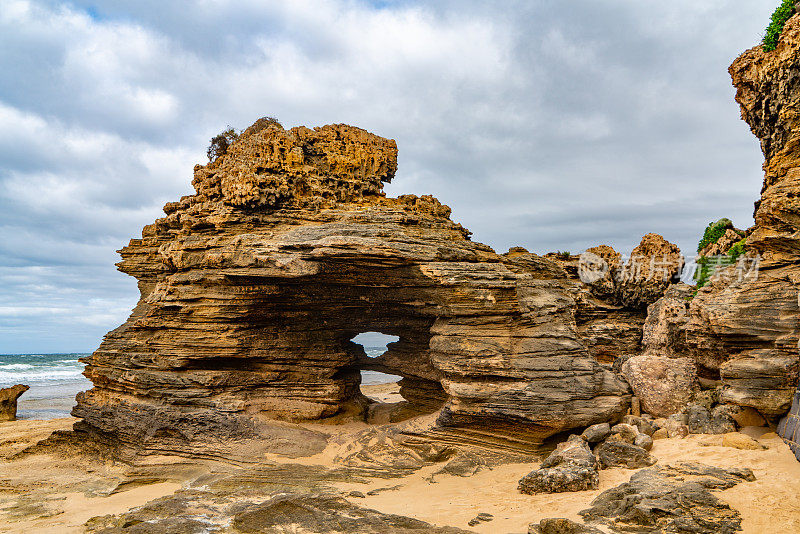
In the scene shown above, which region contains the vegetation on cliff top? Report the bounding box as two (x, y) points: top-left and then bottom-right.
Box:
(207, 117), (282, 162)
(696, 218), (733, 253)
(763, 0), (797, 51)
(693, 218), (749, 289)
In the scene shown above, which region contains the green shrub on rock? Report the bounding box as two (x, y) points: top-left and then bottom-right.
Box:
(763, 0), (797, 52)
(207, 127), (239, 162)
(727, 239), (747, 261)
(696, 218), (733, 253)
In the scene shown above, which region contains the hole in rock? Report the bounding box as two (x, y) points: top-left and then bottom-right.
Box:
(350, 332), (402, 402)
(350, 332), (399, 358)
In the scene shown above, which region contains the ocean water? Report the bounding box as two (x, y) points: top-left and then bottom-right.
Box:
(0, 353), (91, 420)
(361, 346), (401, 385)
(0, 348), (400, 420)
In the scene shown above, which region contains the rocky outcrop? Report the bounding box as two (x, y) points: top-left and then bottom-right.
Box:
(73, 123), (630, 457)
(230, 494), (472, 534)
(617, 283), (699, 417)
(655, 17), (800, 420)
(549, 235), (682, 366)
(0, 385), (28, 422)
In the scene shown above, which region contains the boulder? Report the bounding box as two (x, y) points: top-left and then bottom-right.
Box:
(518, 436), (599, 494)
(621, 354), (697, 417)
(0, 384), (29, 422)
(608, 423), (638, 444)
(580, 463), (756, 533)
(721, 432), (768, 451)
(686, 405), (736, 435)
(621, 415), (655, 436)
(580, 423), (610, 444)
(651, 428), (668, 440)
(528, 518), (603, 534)
(634, 433), (653, 451)
(594, 441), (656, 469)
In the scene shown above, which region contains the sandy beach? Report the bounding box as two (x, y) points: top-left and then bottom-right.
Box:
(0, 413), (798, 533)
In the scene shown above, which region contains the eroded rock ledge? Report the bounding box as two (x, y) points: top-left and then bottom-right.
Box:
(73, 123), (630, 457)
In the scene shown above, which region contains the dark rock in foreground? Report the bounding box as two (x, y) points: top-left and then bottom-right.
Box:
(232, 494), (472, 534)
(579, 462), (755, 534)
(528, 518), (602, 534)
(518, 436), (599, 494)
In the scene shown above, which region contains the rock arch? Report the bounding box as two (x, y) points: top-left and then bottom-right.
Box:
(73, 123), (629, 456)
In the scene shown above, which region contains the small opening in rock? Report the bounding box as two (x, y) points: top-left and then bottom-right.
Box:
(361, 370), (403, 403)
(350, 332), (399, 358)
(350, 332), (402, 403)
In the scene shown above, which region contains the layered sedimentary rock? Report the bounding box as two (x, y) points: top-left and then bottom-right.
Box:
(683, 14), (800, 418)
(73, 123), (629, 456)
(548, 235), (682, 366)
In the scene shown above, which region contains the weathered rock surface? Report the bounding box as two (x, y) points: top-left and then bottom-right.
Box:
(594, 441), (656, 469)
(682, 13), (800, 418)
(730, 405), (767, 427)
(578, 235), (682, 310)
(72, 123), (629, 457)
(551, 235), (682, 366)
(528, 518), (603, 534)
(579, 463), (756, 534)
(778, 385), (800, 461)
(640, 283), (694, 358)
(231, 494), (472, 534)
(87, 480), (473, 533)
(0, 385), (29, 422)
(518, 436), (599, 494)
(621, 354), (697, 418)
(686, 404), (737, 435)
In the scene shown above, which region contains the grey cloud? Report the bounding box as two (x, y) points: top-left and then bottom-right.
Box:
(0, 0), (779, 352)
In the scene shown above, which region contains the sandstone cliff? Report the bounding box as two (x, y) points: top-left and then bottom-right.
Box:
(681, 13), (800, 418)
(73, 123), (630, 457)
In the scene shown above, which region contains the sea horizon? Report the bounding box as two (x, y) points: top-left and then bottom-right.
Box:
(0, 349), (400, 420)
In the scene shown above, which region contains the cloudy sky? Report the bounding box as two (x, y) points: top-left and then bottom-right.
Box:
(0, 0), (777, 353)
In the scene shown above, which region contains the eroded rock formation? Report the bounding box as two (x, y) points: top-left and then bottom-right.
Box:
(0, 385), (28, 422)
(73, 123), (630, 457)
(548, 235), (682, 366)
